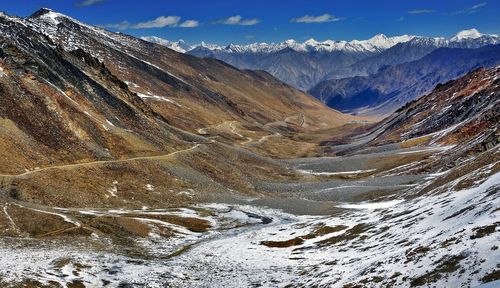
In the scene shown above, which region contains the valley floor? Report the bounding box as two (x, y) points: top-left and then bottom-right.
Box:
(0, 144), (498, 288)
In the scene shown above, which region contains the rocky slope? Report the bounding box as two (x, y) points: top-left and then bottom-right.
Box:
(0, 8), (359, 213)
(0, 11), (188, 172)
(309, 44), (500, 116)
(26, 9), (351, 136)
(372, 66), (499, 145)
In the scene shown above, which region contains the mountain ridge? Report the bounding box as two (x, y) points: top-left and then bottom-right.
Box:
(144, 28), (497, 55)
(23, 8), (353, 135)
(169, 29), (499, 90)
(309, 44), (500, 116)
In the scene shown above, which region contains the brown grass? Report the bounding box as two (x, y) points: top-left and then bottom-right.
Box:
(318, 224), (371, 247)
(410, 254), (466, 287)
(261, 237), (304, 248)
(400, 135), (432, 148)
(5, 204), (75, 238)
(87, 216), (151, 238)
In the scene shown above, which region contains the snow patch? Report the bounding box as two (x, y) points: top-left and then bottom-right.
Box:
(338, 199), (404, 209)
(137, 92), (182, 107)
(298, 169), (376, 176)
(106, 181), (118, 198)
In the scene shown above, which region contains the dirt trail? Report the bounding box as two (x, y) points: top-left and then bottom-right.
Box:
(0, 143), (205, 178)
(0, 143), (207, 226)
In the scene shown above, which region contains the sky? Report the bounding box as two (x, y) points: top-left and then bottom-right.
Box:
(2, 0), (499, 45)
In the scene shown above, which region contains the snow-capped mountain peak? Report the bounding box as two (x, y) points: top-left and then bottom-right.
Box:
(401, 29), (499, 50)
(181, 29), (493, 56)
(451, 28), (483, 41)
(145, 33), (416, 55)
(198, 41), (222, 50)
(27, 7), (112, 44)
(143, 34), (404, 55)
(348, 34), (413, 52)
(30, 8), (76, 26)
(140, 36), (193, 53)
(304, 38), (320, 46)
(367, 33), (388, 43)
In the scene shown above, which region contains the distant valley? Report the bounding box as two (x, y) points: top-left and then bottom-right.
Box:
(148, 29), (500, 116)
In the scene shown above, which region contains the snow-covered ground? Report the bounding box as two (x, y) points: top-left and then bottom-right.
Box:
(1, 169), (498, 287)
(165, 171), (499, 287)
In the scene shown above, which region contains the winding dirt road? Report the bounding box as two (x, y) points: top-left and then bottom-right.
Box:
(0, 143), (205, 179)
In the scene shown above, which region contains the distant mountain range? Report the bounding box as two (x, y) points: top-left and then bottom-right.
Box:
(339, 29), (500, 79)
(309, 44), (500, 116)
(143, 34), (414, 54)
(144, 34), (414, 90)
(143, 29), (500, 92)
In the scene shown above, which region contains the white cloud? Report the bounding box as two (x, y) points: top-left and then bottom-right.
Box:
(221, 15), (242, 25)
(472, 2), (487, 9)
(103, 21), (131, 30)
(408, 9), (434, 14)
(216, 15), (261, 26)
(452, 2), (487, 15)
(180, 20), (199, 28)
(290, 14), (343, 23)
(132, 16), (181, 29)
(77, 0), (105, 6)
(240, 18), (260, 26)
(104, 16), (200, 30)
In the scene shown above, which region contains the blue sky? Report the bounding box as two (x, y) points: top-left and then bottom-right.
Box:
(2, 0), (499, 44)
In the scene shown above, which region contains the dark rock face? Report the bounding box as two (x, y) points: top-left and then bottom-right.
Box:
(309, 45), (500, 116)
